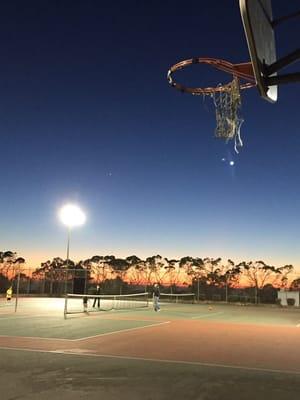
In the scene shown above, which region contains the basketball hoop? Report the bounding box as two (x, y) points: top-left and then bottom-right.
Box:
(167, 57), (256, 153)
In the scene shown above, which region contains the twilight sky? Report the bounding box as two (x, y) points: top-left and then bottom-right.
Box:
(0, 1), (299, 270)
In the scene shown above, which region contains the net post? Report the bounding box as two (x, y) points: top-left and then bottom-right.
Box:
(27, 271), (31, 294)
(84, 269), (88, 295)
(64, 269), (67, 295)
(42, 271), (46, 295)
(64, 295), (68, 319)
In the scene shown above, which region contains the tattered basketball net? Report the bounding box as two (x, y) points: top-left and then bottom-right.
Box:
(167, 58), (256, 153)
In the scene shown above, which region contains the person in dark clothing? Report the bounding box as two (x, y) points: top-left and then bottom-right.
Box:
(93, 284), (101, 308)
(153, 283), (160, 312)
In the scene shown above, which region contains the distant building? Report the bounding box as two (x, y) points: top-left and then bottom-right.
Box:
(277, 290), (299, 307)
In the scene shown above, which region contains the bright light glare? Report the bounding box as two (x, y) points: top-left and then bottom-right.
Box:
(229, 161), (235, 166)
(59, 204), (86, 228)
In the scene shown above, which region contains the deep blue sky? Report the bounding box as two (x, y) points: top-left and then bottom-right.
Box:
(0, 0), (299, 270)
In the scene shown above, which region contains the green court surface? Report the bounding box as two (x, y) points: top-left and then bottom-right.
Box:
(0, 297), (299, 400)
(0, 298), (300, 340)
(0, 314), (161, 340)
(161, 303), (300, 326)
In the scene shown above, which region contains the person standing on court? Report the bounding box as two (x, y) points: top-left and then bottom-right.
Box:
(93, 284), (101, 308)
(153, 283), (160, 312)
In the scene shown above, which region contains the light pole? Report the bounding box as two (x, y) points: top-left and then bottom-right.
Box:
(59, 204), (86, 292)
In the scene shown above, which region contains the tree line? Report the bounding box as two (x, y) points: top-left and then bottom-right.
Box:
(1, 251), (300, 294)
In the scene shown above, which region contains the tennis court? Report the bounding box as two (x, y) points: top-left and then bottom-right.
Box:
(0, 296), (300, 399)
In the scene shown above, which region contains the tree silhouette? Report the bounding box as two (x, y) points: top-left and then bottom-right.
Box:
(290, 277), (300, 290)
(126, 255), (145, 286)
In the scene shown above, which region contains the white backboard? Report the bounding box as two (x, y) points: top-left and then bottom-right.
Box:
(239, 0), (278, 102)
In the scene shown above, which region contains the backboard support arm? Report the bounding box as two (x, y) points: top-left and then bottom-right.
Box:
(264, 48), (300, 85)
(272, 10), (300, 27)
(265, 49), (300, 75)
(266, 72), (300, 86)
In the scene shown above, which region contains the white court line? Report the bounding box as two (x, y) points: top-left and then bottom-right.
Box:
(0, 345), (299, 376)
(0, 335), (71, 341)
(0, 316), (171, 342)
(0, 314), (49, 321)
(191, 312), (224, 319)
(74, 320), (171, 341)
(0, 321), (170, 342)
(158, 309), (192, 317)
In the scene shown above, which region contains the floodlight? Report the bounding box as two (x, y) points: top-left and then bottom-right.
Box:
(59, 204), (86, 228)
(58, 203), (86, 265)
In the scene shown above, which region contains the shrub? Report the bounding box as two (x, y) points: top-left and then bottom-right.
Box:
(287, 298), (295, 306)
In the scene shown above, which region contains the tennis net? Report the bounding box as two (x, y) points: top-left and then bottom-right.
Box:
(160, 293), (195, 304)
(64, 292), (149, 317)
